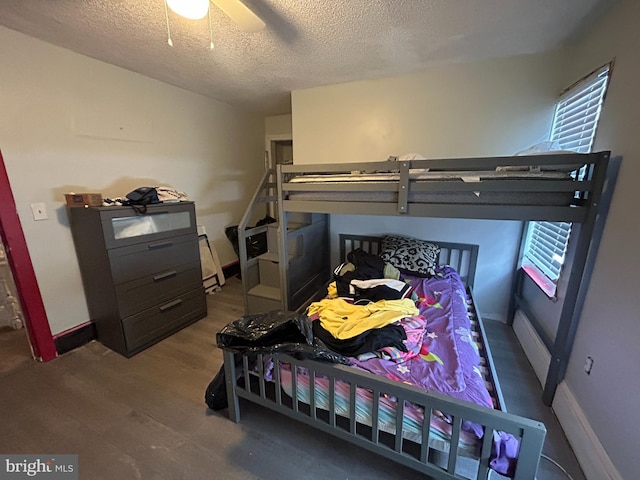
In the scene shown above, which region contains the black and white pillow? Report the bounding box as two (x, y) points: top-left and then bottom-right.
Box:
(379, 234), (440, 276)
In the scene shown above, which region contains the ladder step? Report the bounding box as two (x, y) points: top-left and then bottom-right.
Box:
(258, 256), (280, 288)
(258, 252), (280, 262)
(247, 284), (281, 300)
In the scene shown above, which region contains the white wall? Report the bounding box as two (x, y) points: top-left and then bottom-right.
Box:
(553, 2), (640, 479)
(291, 52), (565, 320)
(292, 53), (565, 164)
(265, 114), (292, 137)
(329, 216), (522, 320)
(0, 26), (264, 335)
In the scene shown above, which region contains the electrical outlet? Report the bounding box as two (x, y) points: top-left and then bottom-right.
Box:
(584, 356), (594, 375)
(30, 202), (48, 221)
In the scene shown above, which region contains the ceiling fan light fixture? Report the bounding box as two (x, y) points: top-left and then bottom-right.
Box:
(166, 0), (210, 20)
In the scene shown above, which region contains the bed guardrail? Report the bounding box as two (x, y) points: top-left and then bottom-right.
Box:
(278, 152), (610, 222)
(222, 350), (546, 480)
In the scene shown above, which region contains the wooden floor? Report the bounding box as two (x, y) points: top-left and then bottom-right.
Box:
(0, 326), (33, 375)
(0, 276), (583, 480)
(483, 321), (584, 480)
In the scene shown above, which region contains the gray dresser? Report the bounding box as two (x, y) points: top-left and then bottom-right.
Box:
(68, 202), (207, 357)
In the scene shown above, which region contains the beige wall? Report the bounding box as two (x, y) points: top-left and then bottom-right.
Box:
(291, 52), (566, 321)
(0, 26), (264, 335)
(557, 2), (640, 478)
(292, 53), (565, 164)
(265, 114), (292, 137)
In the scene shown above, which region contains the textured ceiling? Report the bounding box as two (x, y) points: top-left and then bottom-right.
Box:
(0, 0), (617, 115)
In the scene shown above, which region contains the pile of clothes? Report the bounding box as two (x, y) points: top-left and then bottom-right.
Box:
(308, 248), (424, 360)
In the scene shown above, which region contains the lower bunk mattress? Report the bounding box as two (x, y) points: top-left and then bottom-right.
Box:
(275, 361), (481, 454)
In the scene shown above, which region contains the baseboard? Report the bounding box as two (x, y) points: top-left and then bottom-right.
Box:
(223, 261), (240, 280)
(53, 322), (96, 355)
(513, 310), (622, 480)
(512, 309), (550, 386)
(552, 382), (623, 480)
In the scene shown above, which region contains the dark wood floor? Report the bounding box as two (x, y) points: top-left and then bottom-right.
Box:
(0, 326), (33, 375)
(0, 277), (583, 479)
(483, 321), (584, 480)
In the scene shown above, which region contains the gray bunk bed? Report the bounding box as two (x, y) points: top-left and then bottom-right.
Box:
(218, 151), (613, 480)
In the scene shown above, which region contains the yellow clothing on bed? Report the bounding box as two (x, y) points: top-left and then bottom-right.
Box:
(326, 281), (338, 299)
(307, 298), (418, 339)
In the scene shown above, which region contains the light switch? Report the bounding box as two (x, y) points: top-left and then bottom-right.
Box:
(31, 202), (48, 221)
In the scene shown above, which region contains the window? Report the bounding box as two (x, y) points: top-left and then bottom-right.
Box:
(522, 64), (611, 297)
(550, 65), (610, 153)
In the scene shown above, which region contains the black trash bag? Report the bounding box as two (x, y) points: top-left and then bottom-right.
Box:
(225, 225), (240, 256)
(204, 355), (246, 411)
(204, 365), (228, 411)
(224, 215), (277, 260)
(204, 360), (261, 411)
(249, 215), (276, 257)
(216, 310), (348, 364)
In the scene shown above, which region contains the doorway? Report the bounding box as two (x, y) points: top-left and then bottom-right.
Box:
(265, 136), (293, 220)
(0, 148), (56, 363)
(271, 139), (293, 166)
(0, 240), (33, 373)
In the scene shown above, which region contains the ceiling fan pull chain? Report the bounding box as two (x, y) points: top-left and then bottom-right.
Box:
(164, 0), (174, 47)
(208, 5), (214, 50)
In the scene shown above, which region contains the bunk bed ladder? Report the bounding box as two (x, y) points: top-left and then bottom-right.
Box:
(237, 167), (331, 314)
(237, 168), (283, 314)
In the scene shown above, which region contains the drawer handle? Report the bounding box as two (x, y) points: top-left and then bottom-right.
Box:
(148, 240), (173, 249)
(153, 270), (177, 282)
(159, 299), (183, 312)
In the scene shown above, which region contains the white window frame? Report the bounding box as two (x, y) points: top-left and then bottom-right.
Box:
(522, 64), (611, 297)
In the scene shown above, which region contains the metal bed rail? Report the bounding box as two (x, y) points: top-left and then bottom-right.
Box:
(338, 234), (479, 291)
(222, 349), (546, 480)
(278, 152), (610, 222)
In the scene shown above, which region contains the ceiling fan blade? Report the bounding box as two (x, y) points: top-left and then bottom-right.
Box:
(211, 0), (265, 32)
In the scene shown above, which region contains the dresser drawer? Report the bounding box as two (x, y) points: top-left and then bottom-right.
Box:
(100, 203), (197, 250)
(108, 234), (200, 285)
(115, 263), (202, 318)
(122, 288), (207, 354)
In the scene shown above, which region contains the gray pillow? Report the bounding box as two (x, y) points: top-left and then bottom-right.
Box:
(379, 235), (440, 276)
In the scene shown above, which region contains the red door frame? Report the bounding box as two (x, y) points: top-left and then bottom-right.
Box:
(0, 149), (57, 361)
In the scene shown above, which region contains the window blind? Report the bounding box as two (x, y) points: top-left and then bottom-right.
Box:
(524, 221), (572, 281)
(523, 64), (610, 291)
(550, 65), (610, 153)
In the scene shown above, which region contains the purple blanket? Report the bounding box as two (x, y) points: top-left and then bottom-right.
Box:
(349, 266), (520, 476)
(350, 266), (492, 412)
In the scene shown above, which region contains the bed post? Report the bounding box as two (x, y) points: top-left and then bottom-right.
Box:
(223, 349), (241, 422)
(277, 163), (290, 311)
(512, 424), (546, 480)
(542, 151), (616, 405)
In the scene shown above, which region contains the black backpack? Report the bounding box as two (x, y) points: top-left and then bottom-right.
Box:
(124, 187), (160, 213)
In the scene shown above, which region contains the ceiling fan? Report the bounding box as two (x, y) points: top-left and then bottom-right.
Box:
(165, 0), (265, 48)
